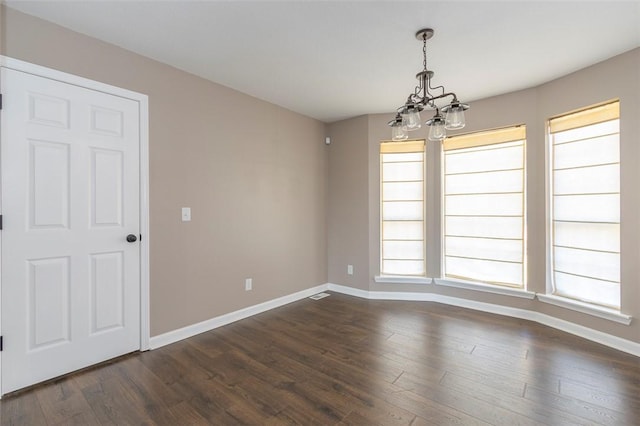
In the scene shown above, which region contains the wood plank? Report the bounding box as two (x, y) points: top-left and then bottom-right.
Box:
(0, 389), (48, 426)
(383, 389), (493, 426)
(163, 400), (210, 425)
(394, 371), (540, 426)
(34, 378), (100, 426)
(438, 371), (590, 425)
(525, 384), (632, 425)
(559, 377), (640, 410)
(81, 375), (156, 425)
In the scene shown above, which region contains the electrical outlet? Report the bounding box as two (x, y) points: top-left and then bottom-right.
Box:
(245, 278), (252, 291)
(347, 264), (354, 275)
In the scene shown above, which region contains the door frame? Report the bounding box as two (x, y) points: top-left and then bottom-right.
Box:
(0, 56), (150, 396)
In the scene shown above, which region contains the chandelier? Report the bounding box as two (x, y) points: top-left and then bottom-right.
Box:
(388, 28), (469, 142)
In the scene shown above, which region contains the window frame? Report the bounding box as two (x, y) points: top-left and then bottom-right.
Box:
(379, 139), (427, 278)
(441, 125), (527, 289)
(546, 100), (621, 310)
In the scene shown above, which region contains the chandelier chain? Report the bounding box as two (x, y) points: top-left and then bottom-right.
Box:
(422, 34), (427, 72)
(412, 34), (428, 99)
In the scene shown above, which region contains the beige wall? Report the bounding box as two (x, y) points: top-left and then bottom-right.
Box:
(327, 116), (370, 290)
(1, 6), (328, 336)
(329, 48), (640, 343)
(0, 5), (3, 56)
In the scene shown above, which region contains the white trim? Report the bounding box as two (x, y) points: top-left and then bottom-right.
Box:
(434, 278), (536, 299)
(374, 275), (432, 285)
(326, 283), (368, 299)
(326, 283), (639, 357)
(0, 56), (151, 366)
(149, 284), (329, 349)
(138, 92), (151, 351)
(537, 294), (631, 325)
(330, 283), (434, 301)
(0, 57), (145, 101)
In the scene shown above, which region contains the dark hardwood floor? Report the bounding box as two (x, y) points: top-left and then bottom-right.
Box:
(2, 291), (639, 425)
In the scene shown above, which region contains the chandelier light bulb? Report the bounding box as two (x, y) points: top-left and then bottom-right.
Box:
(388, 114), (409, 141)
(391, 124), (408, 141)
(445, 106), (465, 129)
(443, 101), (469, 130)
(427, 116), (446, 142)
(401, 106), (422, 131)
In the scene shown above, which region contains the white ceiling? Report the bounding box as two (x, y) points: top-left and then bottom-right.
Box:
(5, 1), (640, 123)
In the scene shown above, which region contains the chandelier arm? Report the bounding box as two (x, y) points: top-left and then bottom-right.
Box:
(416, 92), (459, 110)
(428, 79), (446, 97)
(406, 94), (420, 105)
(426, 92), (458, 105)
(435, 92), (457, 101)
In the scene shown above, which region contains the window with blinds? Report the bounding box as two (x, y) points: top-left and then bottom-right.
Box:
(443, 126), (526, 287)
(549, 101), (620, 309)
(380, 140), (425, 276)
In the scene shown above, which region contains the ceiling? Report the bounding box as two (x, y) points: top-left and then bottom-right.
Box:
(5, 1), (640, 123)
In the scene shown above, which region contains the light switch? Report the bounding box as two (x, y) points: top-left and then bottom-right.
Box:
(181, 207), (191, 222)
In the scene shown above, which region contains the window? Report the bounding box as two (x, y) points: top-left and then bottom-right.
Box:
(443, 126), (526, 288)
(380, 140), (425, 276)
(549, 101), (620, 309)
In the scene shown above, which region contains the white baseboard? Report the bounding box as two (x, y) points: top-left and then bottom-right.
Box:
(149, 282), (639, 358)
(149, 284), (329, 349)
(327, 283), (640, 357)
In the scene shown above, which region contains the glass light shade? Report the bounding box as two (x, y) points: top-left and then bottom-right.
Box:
(401, 108), (422, 131)
(391, 124), (408, 141)
(445, 105), (466, 129)
(428, 118), (446, 141)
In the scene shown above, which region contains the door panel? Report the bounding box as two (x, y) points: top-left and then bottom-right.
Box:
(92, 148), (124, 227)
(90, 251), (125, 334)
(29, 257), (71, 349)
(1, 67), (141, 394)
(29, 140), (71, 229)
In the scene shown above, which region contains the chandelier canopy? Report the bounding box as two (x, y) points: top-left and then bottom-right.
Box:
(388, 28), (469, 142)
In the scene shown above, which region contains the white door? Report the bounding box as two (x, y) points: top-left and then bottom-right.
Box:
(1, 67), (141, 394)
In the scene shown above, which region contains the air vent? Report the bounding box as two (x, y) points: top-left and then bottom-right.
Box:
(309, 293), (331, 300)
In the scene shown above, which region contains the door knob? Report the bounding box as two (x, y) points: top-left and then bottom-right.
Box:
(126, 234), (138, 243)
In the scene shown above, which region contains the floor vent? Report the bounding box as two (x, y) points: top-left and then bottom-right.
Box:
(309, 293), (331, 300)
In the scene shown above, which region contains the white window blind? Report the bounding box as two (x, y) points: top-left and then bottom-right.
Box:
(443, 126), (526, 287)
(380, 140), (425, 276)
(549, 101), (620, 309)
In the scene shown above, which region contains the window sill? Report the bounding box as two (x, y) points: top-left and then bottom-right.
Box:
(434, 278), (536, 299)
(374, 275), (432, 285)
(374, 277), (631, 324)
(536, 294), (632, 325)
